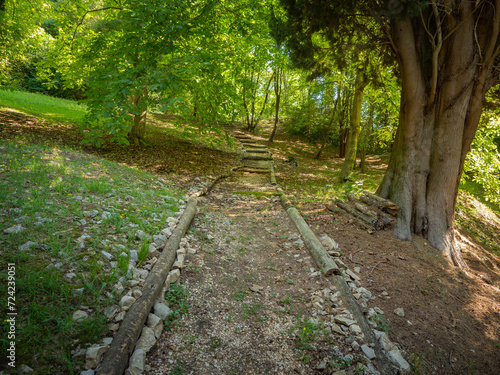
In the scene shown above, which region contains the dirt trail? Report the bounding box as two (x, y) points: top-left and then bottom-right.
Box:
(145, 135), (383, 374)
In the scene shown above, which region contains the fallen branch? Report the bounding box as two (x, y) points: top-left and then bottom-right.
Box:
(335, 199), (380, 229)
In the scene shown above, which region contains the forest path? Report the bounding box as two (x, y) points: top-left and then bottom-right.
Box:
(145, 133), (381, 374)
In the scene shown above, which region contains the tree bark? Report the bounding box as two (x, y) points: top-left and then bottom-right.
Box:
(128, 93), (148, 146)
(376, 3), (500, 267)
(341, 70), (369, 180)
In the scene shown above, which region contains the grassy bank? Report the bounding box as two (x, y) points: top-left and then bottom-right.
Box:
(0, 139), (183, 373)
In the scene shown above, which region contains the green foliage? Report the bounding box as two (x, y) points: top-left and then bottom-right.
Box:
(463, 117), (500, 204)
(164, 282), (190, 330)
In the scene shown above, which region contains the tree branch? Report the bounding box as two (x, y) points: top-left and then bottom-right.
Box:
(71, 6), (123, 51)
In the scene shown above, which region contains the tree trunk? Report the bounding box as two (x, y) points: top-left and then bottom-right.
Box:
(269, 68), (282, 142)
(341, 70), (369, 180)
(128, 93), (147, 146)
(359, 101), (374, 172)
(377, 5), (499, 267)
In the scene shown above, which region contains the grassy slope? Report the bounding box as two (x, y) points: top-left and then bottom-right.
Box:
(0, 140), (184, 373)
(0, 89), (87, 124)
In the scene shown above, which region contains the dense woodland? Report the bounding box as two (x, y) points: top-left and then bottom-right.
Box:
(1, 0), (500, 264)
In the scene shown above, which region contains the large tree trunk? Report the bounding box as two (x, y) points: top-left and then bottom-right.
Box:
(377, 3), (499, 267)
(341, 70), (369, 180)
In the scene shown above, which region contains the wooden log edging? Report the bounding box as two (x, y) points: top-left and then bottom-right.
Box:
(97, 197), (198, 375)
(278, 192), (340, 276)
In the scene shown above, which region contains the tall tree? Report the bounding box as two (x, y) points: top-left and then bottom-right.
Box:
(279, 0), (500, 266)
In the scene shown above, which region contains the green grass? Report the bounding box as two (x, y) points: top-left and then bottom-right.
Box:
(164, 282), (190, 330)
(0, 89), (87, 123)
(0, 139), (183, 373)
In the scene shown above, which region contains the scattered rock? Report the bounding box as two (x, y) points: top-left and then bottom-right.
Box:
(166, 269), (180, 284)
(334, 316), (356, 327)
(345, 269), (361, 282)
(125, 349), (146, 375)
(64, 272), (77, 282)
(80, 370), (95, 375)
(84, 345), (107, 369)
(73, 288), (85, 296)
(387, 349), (410, 372)
(148, 243), (159, 256)
(161, 227), (172, 238)
(349, 324), (362, 334)
(105, 306), (118, 320)
(250, 284), (264, 293)
(172, 253), (185, 269)
(132, 289), (143, 299)
(119, 296), (136, 310)
(20, 364), (34, 373)
(114, 311), (126, 322)
(135, 326), (156, 353)
(72, 310), (89, 322)
(102, 337), (113, 346)
(83, 210), (99, 218)
(135, 230), (151, 242)
(19, 241), (37, 251)
(154, 302), (172, 320)
(361, 344), (376, 360)
(320, 234), (339, 250)
(4, 224), (25, 234)
(147, 313), (163, 338)
(133, 268), (149, 280)
(130, 250), (139, 263)
(101, 250), (113, 261)
(153, 234), (167, 246)
(394, 307), (405, 317)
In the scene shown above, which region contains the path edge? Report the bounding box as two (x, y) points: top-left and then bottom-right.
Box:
(96, 196), (198, 375)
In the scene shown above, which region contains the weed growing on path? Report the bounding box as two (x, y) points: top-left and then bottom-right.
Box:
(164, 282), (190, 330)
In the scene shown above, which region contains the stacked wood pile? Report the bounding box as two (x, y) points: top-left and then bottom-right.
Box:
(333, 191), (400, 231)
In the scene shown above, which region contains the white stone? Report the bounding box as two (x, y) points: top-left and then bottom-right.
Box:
(153, 302), (172, 320)
(132, 289), (143, 299)
(349, 324), (362, 334)
(72, 310), (88, 322)
(129, 250), (138, 263)
(147, 313), (163, 338)
(320, 234), (339, 250)
(65, 272), (77, 281)
(334, 316), (356, 327)
(114, 311), (126, 322)
(80, 370), (95, 375)
(84, 345), (107, 369)
(172, 254), (185, 270)
(166, 269), (180, 284)
(387, 349), (410, 372)
(119, 296), (136, 310)
(135, 230), (151, 241)
(135, 326), (156, 353)
(153, 234), (167, 246)
(101, 251), (113, 260)
(161, 227), (172, 238)
(113, 281), (124, 294)
(83, 210), (99, 218)
(345, 269), (361, 281)
(133, 268), (149, 280)
(148, 243), (159, 256)
(20, 364), (34, 372)
(102, 337), (113, 346)
(4, 224), (25, 234)
(19, 241), (37, 251)
(125, 349), (146, 375)
(394, 308), (405, 317)
(361, 344), (376, 360)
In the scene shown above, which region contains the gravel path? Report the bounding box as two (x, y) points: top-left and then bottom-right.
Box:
(145, 159), (384, 374)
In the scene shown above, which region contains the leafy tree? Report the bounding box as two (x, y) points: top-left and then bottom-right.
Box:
(279, 0), (500, 267)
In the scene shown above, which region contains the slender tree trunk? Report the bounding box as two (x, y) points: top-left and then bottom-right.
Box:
(377, 6), (498, 266)
(338, 86), (350, 158)
(128, 93), (147, 146)
(341, 70), (369, 180)
(269, 68), (282, 142)
(359, 102), (374, 172)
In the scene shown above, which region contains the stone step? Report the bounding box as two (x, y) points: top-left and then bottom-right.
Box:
(242, 155), (273, 161)
(243, 148), (269, 154)
(242, 159), (272, 170)
(241, 143), (266, 148)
